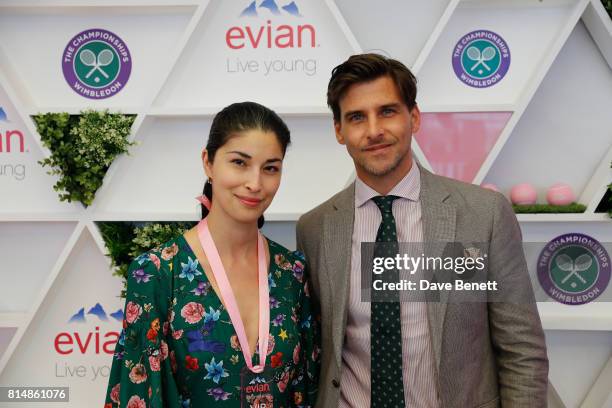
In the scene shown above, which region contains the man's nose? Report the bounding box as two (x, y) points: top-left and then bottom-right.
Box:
(367, 116), (384, 139)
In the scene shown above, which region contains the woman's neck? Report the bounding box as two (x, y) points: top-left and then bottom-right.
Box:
(205, 207), (259, 262)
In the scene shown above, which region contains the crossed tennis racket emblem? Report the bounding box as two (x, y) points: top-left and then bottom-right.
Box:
(555, 253), (593, 288)
(79, 48), (114, 81)
(466, 46), (496, 72)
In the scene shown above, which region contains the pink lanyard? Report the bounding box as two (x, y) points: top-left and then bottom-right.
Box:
(196, 218), (269, 373)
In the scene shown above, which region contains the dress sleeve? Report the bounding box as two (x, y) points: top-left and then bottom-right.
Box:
(290, 252), (321, 408)
(103, 253), (180, 408)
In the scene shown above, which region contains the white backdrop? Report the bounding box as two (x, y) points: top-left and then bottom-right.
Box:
(0, 0), (611, 407)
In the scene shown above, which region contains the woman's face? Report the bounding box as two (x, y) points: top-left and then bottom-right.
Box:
(203, 129), (284, 225)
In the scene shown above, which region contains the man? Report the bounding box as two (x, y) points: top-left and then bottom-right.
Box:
(296, 54), (548, 408)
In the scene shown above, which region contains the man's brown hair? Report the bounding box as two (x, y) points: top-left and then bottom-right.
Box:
(327, 53), (418, 122)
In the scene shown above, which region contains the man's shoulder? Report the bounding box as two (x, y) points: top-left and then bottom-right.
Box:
(297, 184), (353, 227)
(422, 170), (506, 213)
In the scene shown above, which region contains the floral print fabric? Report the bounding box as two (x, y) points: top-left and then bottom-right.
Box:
(104, 234), (319, 407)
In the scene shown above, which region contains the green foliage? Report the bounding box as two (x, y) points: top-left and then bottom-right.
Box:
(98, 222), (135, 291)
(33, 110), (135, 206)
(603, 0), (612, 19)
(512, 203), (587, 214)
(131, 223), (195, 253)
(98, 221), (196, 298)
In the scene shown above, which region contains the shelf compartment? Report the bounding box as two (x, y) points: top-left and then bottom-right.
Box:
(0, 226), (124, 407)
(153, 0), (356, 110)
(0, 85), (83, 215)
(0, 222), (79, 313)
(417, 0), (580, 108)
(482, 20), (612, 205)
(414, 111), (512, 183)
(0, 5), (195, 109)
(91, 115), (354, 220)
(334, 0), (454, 68)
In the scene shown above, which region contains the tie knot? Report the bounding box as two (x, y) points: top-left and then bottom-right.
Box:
(372, 195), (399, 214)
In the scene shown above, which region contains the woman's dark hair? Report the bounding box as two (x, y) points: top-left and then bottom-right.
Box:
(327, 53), (418, 122)
(201, 101), (291, 228)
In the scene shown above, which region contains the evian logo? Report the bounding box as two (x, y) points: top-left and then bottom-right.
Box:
(245, 376), (271, 393)
(0, 108), (26, 154)
(226, 0), (316, 50)
(54, 303), (123, 355)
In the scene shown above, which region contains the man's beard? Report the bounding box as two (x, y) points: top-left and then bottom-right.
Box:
(355, 147), (409, 177)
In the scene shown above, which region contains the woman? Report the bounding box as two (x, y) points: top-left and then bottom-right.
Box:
(104, 102), (320, 407)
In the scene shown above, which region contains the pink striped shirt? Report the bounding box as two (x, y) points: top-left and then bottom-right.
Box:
(340, 164), (440, 408)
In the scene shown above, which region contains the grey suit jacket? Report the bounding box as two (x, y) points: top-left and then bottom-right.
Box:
(296, 165), (548, 408)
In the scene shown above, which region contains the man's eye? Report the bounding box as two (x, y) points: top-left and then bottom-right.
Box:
(349, 113), (363, 122)
(382, 108), (396, 116)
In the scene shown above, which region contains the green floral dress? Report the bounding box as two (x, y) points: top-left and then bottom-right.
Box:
(104, 234), (320, 408)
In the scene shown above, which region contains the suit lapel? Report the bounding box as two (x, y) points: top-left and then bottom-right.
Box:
(319, 168), (456, 371)
(419, 166), (456, 370)
(322, 184), (355, 369)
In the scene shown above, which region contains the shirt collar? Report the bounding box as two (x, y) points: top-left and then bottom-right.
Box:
(355, 162), (421, 208)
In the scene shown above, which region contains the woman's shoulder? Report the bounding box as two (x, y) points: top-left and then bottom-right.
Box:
(130, 234), (192, 270)
(125, 235), (195, 295)
(123, 237), (189, 328)
(266, 237), (307, 287)
(266, 237), (306, 265)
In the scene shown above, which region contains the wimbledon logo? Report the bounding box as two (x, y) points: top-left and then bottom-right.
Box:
(537, 233), (611, 305)
(62, 28), (132, 99)
(452, 30), (510, 88)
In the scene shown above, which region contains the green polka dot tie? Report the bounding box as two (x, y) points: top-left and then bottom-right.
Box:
(371, 195), (405, 407)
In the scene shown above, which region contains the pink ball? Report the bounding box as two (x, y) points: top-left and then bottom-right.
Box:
(481, 183), (500, 192)
(510, 183), (537, 205)
(546, 183), (575, 206)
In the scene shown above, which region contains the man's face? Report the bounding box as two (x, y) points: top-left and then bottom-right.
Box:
(334, 75), (420, 183)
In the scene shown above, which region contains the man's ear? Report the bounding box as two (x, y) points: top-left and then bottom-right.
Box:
(410, 104), (421, 134)
(334, 120), (345, 145)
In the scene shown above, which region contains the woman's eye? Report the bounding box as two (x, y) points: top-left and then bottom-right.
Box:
(264, 166), (280, 173)
(231, 159), (246, 166)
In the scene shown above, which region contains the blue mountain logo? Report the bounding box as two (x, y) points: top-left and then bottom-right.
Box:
(240, 0), (301, 17)
(0, 107), (8, 122)
(88, 303), (108, 321)
(110, 309), (125, 321)
(249, 376), (267, 384)
(68, 303), (124, 324)
(68, 308), (86, 323)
